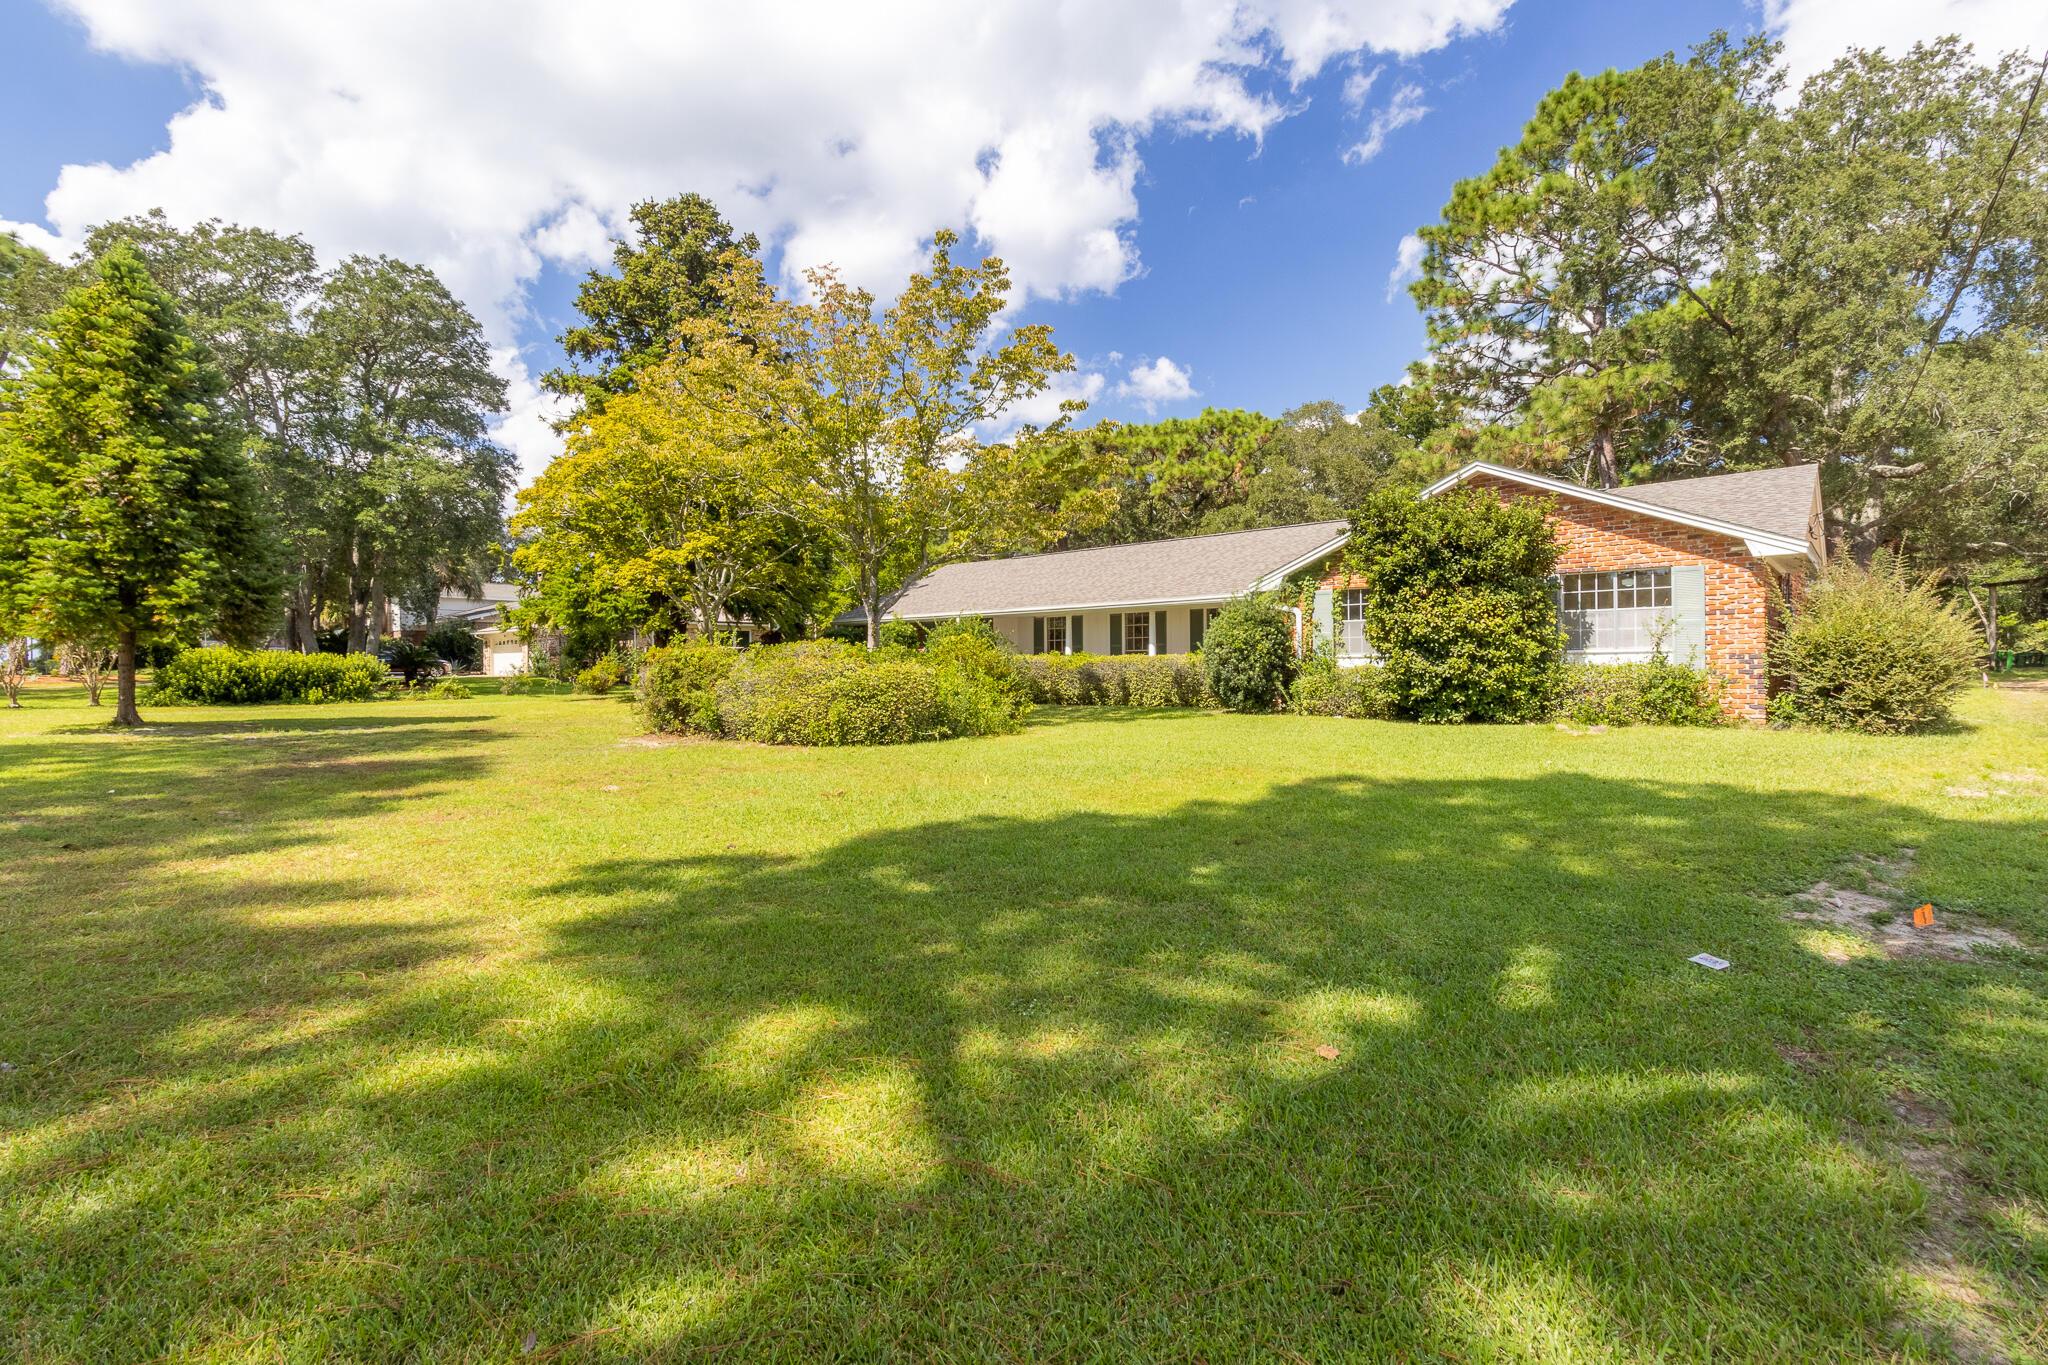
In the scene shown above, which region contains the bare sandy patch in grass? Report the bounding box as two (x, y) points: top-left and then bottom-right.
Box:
(1788, 850), (2028, 961)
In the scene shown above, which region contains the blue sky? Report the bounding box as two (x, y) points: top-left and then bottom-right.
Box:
(5, 0), (2039, 477)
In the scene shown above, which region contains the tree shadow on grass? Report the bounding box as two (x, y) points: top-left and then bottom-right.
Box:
(4, 758), (2046, 1361)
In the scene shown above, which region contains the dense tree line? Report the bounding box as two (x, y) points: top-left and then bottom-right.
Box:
(1407, 34), (2048, 579)
(0, 214), (513, 721)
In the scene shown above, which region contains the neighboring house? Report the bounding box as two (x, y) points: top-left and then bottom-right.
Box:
(393, 582), (524, 673)
(859, 460), (1824, 720)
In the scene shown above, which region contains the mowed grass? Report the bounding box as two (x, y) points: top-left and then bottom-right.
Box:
(3, 682), (2047, 1363)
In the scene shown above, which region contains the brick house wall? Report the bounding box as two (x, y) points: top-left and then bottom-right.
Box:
(1313, 472), (1794, 720)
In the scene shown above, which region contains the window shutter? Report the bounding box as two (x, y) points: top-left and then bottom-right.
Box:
(1189, 608), (1204, 651)
(1070, 615), (1082, 654)
(1033, 616), (1045, 654)
(1108, 613), (1123, 655)
(1669, 565), (1707, 666)
(1153, 611), (1167, 655)
(1312, 588), (1334, 654)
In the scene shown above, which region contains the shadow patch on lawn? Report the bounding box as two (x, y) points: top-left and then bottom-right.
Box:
(4, 764), (2045, 1361)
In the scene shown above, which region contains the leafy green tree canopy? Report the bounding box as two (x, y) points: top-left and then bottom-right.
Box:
(0, 246), (273, 724)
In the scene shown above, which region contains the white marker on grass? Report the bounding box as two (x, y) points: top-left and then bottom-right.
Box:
(1689, 953), (1731, 970)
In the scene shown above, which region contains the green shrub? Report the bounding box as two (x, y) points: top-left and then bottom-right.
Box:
(705, 639), (1025, 745)
(575, 649), (632, 695)
(1291, 660), (1394, 719)
(1554, 656), (1721, 726)
(1201, 598), (1297, 712)
(923, 615), (1004, 651)
(421, 620), (482, 672)
(1768, 553), (1980, 733)
(426, 680), (474, 700)
(384, 638), (440, 684)
(1344, 487), (1563, 723)
(1018, 653), (1213, 707)
(149, 648), (389, 704)
(635, 644), (739, 734)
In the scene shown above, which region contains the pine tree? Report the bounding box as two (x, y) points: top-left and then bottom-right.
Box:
(0, 245), (271, 724)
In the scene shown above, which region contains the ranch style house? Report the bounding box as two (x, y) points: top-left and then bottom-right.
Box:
(864, 460), (1826, 720)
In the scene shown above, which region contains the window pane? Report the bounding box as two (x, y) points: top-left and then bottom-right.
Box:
(1125, 614), (1149, 654)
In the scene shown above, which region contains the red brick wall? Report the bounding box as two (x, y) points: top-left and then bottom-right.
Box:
(1317, 473), (1783, 720)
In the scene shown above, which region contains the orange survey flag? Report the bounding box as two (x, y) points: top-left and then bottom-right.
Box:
(1913, 903), (1935, 928)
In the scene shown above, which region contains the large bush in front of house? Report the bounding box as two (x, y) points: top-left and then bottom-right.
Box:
(1019, 653), (1214, 707)
(1200, 598), (1298, 712)
(635, 642), (739, 733)
(639, 638), (1029, 744)
(1768, 553), (1980, 733)
(1554, 654), (1721, 727)
(1345, 487), (1563, 724)
(148, 647), (389, 704)
(1290, 658), (1395, 719)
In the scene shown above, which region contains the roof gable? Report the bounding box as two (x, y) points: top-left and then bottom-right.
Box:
(1420, 461), (1820, 566)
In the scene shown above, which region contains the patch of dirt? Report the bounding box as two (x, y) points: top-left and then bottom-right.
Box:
(1773, 1041), (1826, 1073)
(617, 734), (702, 748)
(1787, 849), (2026, 961)
(1881, 1096), (2019, 1363)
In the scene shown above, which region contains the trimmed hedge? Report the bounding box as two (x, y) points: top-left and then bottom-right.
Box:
(1291, 662), (1395, 719)
(1553, 659), (1721, 726)
(1018, 653), (1214, 707)
(148, 647), (389, 704)
(638, 638), (1030, 745)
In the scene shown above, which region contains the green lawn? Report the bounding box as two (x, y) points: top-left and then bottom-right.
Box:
(4, 684), (2046, 1363)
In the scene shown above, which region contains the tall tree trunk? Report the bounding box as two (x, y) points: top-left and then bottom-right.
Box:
(113, 629), (142, 727)
(369, 576), (388, 652)
(346, 537), (370, 654)
(1591, 426), (1620, 490)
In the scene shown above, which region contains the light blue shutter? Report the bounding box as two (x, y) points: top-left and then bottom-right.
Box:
(1312, 588), (1334, 655)
(1108, 613), (1123, 655)
(1669, 565), (1707, 666)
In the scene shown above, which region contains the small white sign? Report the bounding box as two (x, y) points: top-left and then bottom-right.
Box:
(1689, 953), (1731, 971)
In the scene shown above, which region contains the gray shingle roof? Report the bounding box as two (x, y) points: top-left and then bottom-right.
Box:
(1610, 464), (1820, 543)
(874, 519), (1351, 620)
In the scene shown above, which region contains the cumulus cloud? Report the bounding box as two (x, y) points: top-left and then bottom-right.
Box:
(1345, 83), (1431, 163)
(1763, 0), (2047, 85)
(1385, 232), (1426, 302)
(18, 0), (1513, 477)
(1117, 356), (1199, 413)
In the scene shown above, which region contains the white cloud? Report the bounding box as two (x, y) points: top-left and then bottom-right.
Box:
(21, 0), (1513, 479)
(1385, 232), (1426, 301)
(1764, 0), (2047, 85)
(1343, 63), (1385, 111)
(1345, 83), (1430, 163)
(1116, 355), (1198, 412)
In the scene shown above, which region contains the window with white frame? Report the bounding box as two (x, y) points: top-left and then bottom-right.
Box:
(1045, 614), (1066, 654)
(1557, 569), (1674, 657)
(1124, 612), (1150, 655)
(1339, 588), (1378, 660)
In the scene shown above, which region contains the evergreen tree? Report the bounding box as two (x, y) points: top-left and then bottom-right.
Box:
(542, 193), (760, 424)
(0, 246), (270, 724)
